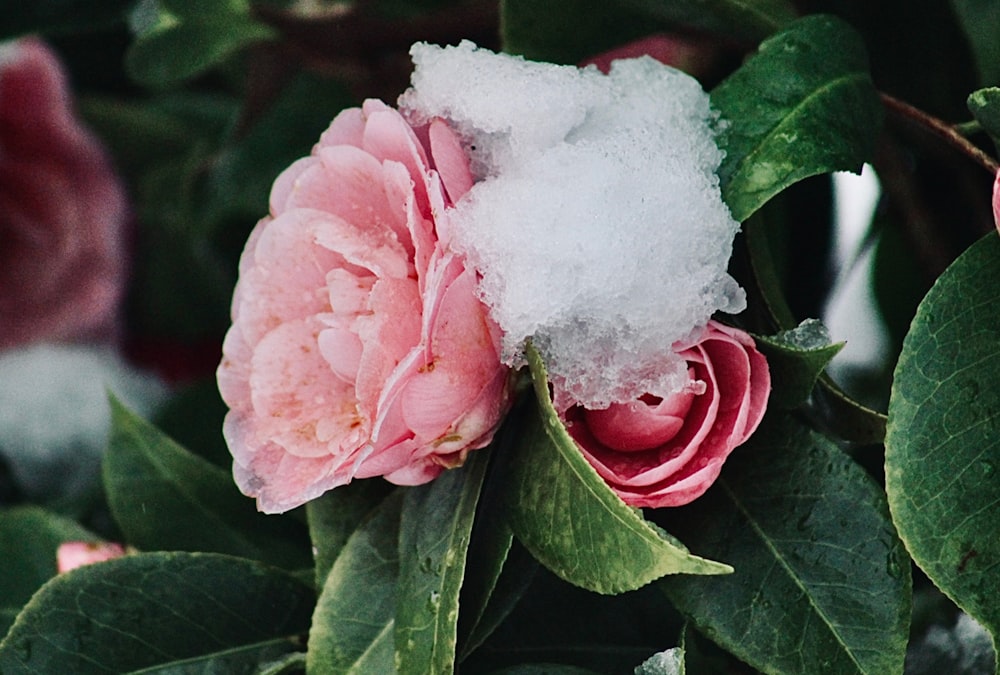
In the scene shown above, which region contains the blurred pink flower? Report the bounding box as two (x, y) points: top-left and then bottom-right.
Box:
(565, 321), (770, 508)
(56, 541), (128, 573)
(0, 38), (128, 349)
(218, 100), (512, 513)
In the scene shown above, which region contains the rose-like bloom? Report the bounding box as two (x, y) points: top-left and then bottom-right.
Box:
(0, 38), (127, 349)
(218, 100), (511, 513)
(565, 321), (769, 508)
(56, 541), (128, 573)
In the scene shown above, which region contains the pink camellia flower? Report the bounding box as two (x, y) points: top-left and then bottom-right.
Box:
(56, 541), (128, 573)
(564, 321), (769, 508)
(218, 100), (512, 513)
(0, 38), (127, 349)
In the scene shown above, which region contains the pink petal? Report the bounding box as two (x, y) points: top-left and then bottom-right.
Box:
(584, 387), (695, 452)
(249, 318), (365, 458)
(399, 264), (503, 441)
(269, 156), (316, 215)
(355, 276), (423, 426)
(319, 106), (366, 148)
(429, 117), (474, 204)
(993, 168), (1000, 235)
(57, 542), (127, 573)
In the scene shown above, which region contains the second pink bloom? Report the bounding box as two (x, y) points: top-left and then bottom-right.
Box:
(565, 321), (770, 508)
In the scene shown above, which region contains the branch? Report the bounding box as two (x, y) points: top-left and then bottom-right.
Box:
(881, 92), (999, 175)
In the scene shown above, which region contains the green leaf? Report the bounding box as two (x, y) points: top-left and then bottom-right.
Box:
(126, 638), (302, 673)
(741, 191), (886, 443)
(0, 0), (130, 38)
(306, 479), (393, 589)
(500, 0), (793, 64)
(968, 87), (1000, 152)
(753, 319), (844, 409)
(395, 449), (491, 674)
(126, 8), (275, 87)
(0, 552), (314, 674)
(153, 378), (232, 469)
(103, 398), (311, 570)
(711, 14), (881, 222)
(307, 490), (402, 674)
(0, 507), (99, 637)
(502, 345), (731, 595)
(458, 416), (539, 660)
(458, 535), (537, 662)
(886, 233), (1000, 645)
(621, 0), (795, 41)
(950, 0), (1000, 86)
(659, 413), (911, 675)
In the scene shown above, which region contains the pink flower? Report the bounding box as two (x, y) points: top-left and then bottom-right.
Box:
(218, 100), (512, 513)
(564, 321), (770, 508)
(56, 541), (128, 573)
(0, 38), (127, 349)
(992, 168), (1000, 235)
(583, 34), (717, 78)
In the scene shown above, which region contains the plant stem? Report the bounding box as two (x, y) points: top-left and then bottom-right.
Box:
(881, 92), (999, 175)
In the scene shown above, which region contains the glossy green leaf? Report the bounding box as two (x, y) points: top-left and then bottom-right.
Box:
(886, 233), (1000, 645)
(0, 552), (314, 673)
(396, 448), (491, 674)
(307, 490), (402, 674)
(753, 319), (843, 409)
(126, 9), (275, 87)
(503, 344), (731, 595)
(711, 14), (881, 222)
(659, 413), (911, 675)
(0, 0), (130, 37)
(968, 87), (1000, 151)
(306, 479), (393, 589)
(0, 507), (98, 637)
(950, 0), (1000, 86)
(103, 398), (310, 570)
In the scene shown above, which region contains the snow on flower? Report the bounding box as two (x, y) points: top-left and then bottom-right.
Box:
(399, 41), (745, 410)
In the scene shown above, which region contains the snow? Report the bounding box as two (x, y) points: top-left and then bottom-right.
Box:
(400, 41), (744, 408)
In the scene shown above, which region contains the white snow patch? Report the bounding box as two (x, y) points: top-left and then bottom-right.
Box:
(0, 343), (168, 500)
(401, 41), (744, 408)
